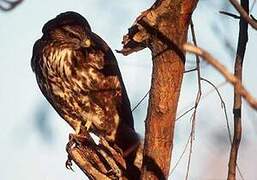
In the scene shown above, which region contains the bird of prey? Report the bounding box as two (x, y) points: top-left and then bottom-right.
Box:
(31, 11), (139, 154)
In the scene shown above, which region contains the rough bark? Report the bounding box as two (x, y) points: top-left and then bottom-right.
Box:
(119, 0), (199, 179)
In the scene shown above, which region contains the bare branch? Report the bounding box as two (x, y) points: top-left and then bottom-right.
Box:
(219, 11), (240, 19)
(201, 78), (245, 180)
(66, 132), (141, 179)
(67, 147), (112, 180)
(184, 43), (257, 111)
(250, 14), (257, 22)
(228, 0), (249, 179)
(0, 0), (23, 11)
(185, 20), (202, 180)
(64, 125), (142, 180)
(228, 0), (257, 29)
(201, 78), (232, 142)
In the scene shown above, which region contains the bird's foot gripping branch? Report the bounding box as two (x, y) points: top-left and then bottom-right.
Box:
(65, 130), (128, 179)
(31, 11), (142, 179)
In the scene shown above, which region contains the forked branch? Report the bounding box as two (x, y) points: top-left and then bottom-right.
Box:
(229, 0), (257, 29)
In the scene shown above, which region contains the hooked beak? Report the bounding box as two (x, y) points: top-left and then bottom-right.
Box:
(81, 38), (91, 48)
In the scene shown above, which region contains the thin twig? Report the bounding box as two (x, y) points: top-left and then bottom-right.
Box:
(177, 81), (227, 124)
(201, 78), (245, 180)
(132, 90), (149, 112)
(169, 134), (191, 175)
(173, 80), (233, 177)
(183, 43), (257, 111)
(176, 82), (226, 123)
(185, 113), (197, 180)
(176, 106), (195, 121)
(132, 71), (198, 113)
(250, 14), (257, 22)
(185, 21), (202, 180)
(171, 80), (226, 178)
(201, 78), (232, 143)
(219, 11), (240, 19)
(184, 68), (197, 73)
(228, 0), (257, 29)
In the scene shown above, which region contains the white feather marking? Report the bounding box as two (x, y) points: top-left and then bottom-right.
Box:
(64, 51), (72, 76)
(89, 132), (100, 145)
(52, 50), (58, 62)
(59, 49), (69, 62)
(50, 48), (72, 78)
(51, 84), (65, 98)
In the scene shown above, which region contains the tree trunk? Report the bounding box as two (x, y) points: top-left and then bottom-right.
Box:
(119, 0), (199, 179)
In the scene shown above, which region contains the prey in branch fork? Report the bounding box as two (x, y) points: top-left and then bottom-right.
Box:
(31, 11), (140, 171)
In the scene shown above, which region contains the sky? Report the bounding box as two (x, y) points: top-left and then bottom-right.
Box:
(0, 0), (257, 180)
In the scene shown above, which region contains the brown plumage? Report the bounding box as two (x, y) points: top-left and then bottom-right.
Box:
(31, 11), (138, 152)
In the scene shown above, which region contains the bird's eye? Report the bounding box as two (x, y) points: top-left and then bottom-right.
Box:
(68, 32), (78, 38)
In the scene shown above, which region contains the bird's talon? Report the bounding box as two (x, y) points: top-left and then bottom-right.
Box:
(66, 137), (76, 152)
(65, 156), (74, 171)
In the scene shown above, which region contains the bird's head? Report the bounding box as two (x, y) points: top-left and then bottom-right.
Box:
(42, 11), (93, 49)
